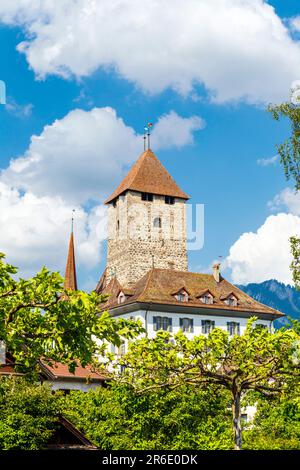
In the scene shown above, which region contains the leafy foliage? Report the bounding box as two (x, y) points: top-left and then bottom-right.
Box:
(0, 377), (60, 450)
(0, 253), (142, 374)
(268, 100), (300, 191)
(244, 392), (300, 450)
(114, 320), (300, 449)
(290, 236), (300, 291)
(61, 384), (232, 450)
(268, 98), (300, 292)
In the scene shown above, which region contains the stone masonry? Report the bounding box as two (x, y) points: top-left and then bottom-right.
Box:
(106, 190), (188, 286)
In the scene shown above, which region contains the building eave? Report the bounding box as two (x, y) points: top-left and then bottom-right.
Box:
(106, 301), (282, 321)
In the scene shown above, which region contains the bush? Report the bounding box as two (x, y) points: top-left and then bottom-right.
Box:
(61, 383), (233, 450)
(0, 376), (60, 450)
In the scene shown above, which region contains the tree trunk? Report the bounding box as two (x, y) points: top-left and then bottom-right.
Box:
(232, 388), (242, 450)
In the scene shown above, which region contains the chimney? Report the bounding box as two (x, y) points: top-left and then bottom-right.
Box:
(212, 263), (221, 283)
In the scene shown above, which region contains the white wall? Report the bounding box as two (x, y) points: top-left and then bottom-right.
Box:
(114, 309), (272, 352)
(47, 379), (102, 392)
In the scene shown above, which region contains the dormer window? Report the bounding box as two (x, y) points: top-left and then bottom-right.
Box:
(197, 290), (214, 305)
(224, 295), (238, 307)
(174, 288), (189, 302)
(141, 192), (153, 202)
(118, 291), (127, 304)
(202, 294), (213, 305)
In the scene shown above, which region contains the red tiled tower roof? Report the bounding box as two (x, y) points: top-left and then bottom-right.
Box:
(64, 231), (78, 291)
(104, 149), (189, 204)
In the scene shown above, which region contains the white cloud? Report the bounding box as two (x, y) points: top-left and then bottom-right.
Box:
(0, 107), (202, 204)
(268, 187), (300, 216)
(289, 16), (300, 33)
(226, 213), (300, 285)
(0, 182), (107, 278)
(0, 0), (300, 103)
(257, 155), (279, 167)
(0, 107), (201, 277)
(152, 111), (205, 150)
(6, 97), (33, 118)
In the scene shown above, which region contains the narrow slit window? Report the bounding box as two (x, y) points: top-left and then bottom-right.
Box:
(153, 217), (162, 228)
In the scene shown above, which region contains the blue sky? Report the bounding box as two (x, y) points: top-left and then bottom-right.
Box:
(0, 0), (300, 289)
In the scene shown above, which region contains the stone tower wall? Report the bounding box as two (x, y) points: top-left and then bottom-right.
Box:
(106, 190), (188, 286)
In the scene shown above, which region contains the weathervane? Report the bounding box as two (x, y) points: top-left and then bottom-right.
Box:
(143, 122), (153, 150)
(71, 209), (75, 233)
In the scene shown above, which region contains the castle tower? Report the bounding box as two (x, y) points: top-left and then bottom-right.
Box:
(104, 149), (189, 286)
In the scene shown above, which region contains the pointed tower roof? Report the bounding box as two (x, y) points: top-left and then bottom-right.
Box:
(64, 231), (78, 291)
(104, 149), (189, 204)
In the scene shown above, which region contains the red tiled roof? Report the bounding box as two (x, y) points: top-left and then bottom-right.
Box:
(98, 268), (284, 318)
(0, 353), (23, 376)
(104, 149), (189, 203)
(64, 232), (78, 291)
(39, 361), (106, 382)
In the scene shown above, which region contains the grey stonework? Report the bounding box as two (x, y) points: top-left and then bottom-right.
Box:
(106, 190), (188, 286)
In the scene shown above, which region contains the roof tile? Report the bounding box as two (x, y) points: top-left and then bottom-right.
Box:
(105, 149), (189, 203)
(98, 268), (284, 318)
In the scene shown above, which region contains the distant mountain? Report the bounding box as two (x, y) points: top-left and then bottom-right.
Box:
(237, 279), (300, 326)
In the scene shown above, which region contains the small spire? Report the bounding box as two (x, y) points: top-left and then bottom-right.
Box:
(64, 212), (78, 291)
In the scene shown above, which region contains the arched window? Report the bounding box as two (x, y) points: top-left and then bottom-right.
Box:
(118, 291), (126, 304)
(153, 217), (162, 228)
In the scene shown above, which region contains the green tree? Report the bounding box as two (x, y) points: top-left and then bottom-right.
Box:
(268, 93), (300, 191)
(0, 253), (141, 373)
(0, 376), (60, 450)
(244, 391), (300, 450)
(115, 320), (300, 450)
(61, 383), (232, 450)
(268, 93), (300, 287)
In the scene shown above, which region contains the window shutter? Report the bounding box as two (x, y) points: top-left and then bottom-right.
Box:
(153, 316), (157, 331)
(212, 321), (215, 329)
(179, 318), (183, 329)
(237, 323), (240, 336)
(168, 318), (173, 332)
(190, 319), (194, 333)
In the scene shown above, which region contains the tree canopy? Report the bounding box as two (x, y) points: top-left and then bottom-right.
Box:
(0, 377), (60, 450)
(0, 253), (141, 374)
(61, 383), (232, 450)
(114, 320), (300, 450)
(268, 93), (300, 191)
